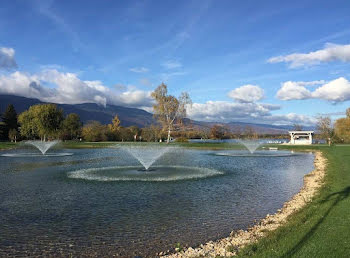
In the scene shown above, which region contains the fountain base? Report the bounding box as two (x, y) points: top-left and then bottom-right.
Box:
(68, 165), (224, 182)
(138, 168), (156, 172)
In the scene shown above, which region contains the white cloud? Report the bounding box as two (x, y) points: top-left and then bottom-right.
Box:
(276, 81), (312, 100)
(268, 43), (350, 68)
(228, 84), (264, 103)
(162, 60), (182, 69)
(263, 113), (316, 126)
(187, 101), (279, 121)
(0, 47), (17, 69)
(277, 77), (350, 102)
(186, 100), (314, 125)
(129, 67), (149, 73)
(312, 77), (350, 102)
(0, 69), (153, 109)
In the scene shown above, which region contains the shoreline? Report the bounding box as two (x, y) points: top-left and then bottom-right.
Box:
(161, 151), (327, 257)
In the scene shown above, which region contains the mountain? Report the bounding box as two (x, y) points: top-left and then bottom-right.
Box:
(0, 94), (313, 134)
(0, 95), (155, 127)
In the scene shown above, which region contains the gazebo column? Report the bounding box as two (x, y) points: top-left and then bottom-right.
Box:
(308, 132), (312, 144)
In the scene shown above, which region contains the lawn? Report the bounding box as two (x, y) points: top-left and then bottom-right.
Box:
(0, 142), (18, 150)
(236, 145), (350, 257)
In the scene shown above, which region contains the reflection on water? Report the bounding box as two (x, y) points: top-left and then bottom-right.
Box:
(0, 148), (314, 257)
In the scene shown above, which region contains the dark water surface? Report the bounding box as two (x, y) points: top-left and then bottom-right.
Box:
(0, 147), (314, 257)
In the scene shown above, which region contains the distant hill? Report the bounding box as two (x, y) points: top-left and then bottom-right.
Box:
(0, 94), (314, 134)
(0, 95), (155, 127)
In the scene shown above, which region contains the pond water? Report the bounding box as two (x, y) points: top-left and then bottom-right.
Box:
(0, 147), (314, 257)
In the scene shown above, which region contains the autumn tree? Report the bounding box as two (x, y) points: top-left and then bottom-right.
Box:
(334, 118), (350, 143)
(108, 114), (121, 140)
(210, 125), (225, 139)
(151, 83), (192, 143)
(82, 121), (108, 142)
(61, 113), (82, 140)
(18, 109), (38, 139)
(141, 125), (162, 142)
(18, 104), (64, 140)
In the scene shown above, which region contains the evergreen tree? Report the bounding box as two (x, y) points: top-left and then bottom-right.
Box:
(1, 104), (18, 140)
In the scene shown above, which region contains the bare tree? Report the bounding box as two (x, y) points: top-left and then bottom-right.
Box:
(316, 115), (333, 145)
(293, 124), (303, 131)
(346, 108), (350, 118)
(151, 83), (192, 143)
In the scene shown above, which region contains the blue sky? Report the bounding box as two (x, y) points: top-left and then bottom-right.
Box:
(1, 0), (350, 125)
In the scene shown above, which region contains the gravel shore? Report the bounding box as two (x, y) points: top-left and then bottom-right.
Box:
(161, 151), (327, 257)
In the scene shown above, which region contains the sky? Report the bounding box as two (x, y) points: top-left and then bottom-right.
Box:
(1, 0), (350, 126)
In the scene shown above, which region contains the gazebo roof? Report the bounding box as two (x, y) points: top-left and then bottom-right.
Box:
(288, 131), (314, 134)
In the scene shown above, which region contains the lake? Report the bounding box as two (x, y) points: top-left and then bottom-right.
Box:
(0, 147), (314, 257)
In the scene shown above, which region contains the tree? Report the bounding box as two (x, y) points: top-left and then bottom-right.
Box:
(334, 117), (350, 143)
(293, 124), (303, 131)
(108, 114), (121, 140)
(141, 125), (162, 142)
(151, 83), (192, 143)
(8, 128), (19, 143)
(18, 109), (38, 139)
(244, 126), (258, 139)
(61, 113), (82, 140)
(1, 104), (18, 140)
(18, 104), (64, 140)
(316, 116), (333, 144)
(82, 121), (108, 142)
(346, 108), (350, 118)
(210, 125), (225, 139)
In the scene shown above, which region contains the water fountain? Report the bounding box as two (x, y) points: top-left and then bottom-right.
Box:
(25, 140), (60, 155)
(122, 145), (173, 171)
(67, 145), (224, 182)
(214, 139), (297, 157)
(237, 139), (262, 154)
(1, 140), (73, 157)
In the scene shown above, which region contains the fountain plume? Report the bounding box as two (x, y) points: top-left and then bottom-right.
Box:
(122, 145), (175, 170)
(25, 140), (60, 155)
(237, 139), (262, 154)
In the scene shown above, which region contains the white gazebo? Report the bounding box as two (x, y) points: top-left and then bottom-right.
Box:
(288, 131), (314, 145)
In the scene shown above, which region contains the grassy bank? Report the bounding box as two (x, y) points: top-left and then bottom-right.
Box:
(0, 142), (18, 150)
(236, 145), (350, 257)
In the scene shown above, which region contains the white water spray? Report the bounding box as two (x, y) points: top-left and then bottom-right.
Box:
(122, 145), (175, 170)
(25, 140), (60, 155)
(237, 139), (262, 154)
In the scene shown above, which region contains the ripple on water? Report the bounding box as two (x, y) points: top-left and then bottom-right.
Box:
(214, 150), (299, 157)
(1, 153), (74, 157)
(67, 165), (224, 182)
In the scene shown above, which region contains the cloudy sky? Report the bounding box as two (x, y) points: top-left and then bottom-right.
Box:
(1, 0), (350, 126)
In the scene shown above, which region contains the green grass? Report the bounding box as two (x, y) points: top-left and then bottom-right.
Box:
(61, 141), (118, 149)
(0, 142), (18, 150)
(236, 145), (350, 257)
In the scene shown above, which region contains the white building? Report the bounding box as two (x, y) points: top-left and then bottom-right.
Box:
(288, 131), (314, 145)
